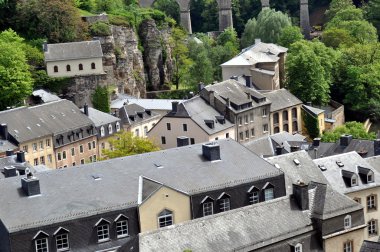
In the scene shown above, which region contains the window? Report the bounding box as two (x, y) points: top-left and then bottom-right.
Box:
(248, 186), (260, 204)
(39, 141), (44, 149)
(354, 197), (361, 204)
(273, 113), (279, 124)
(47, 154), (52, 163)
(161, 136), (166, 145)
(283, 124), (289, 132)
(368, 194), (377, 210)
(115, 215), (129, 238)
(62, 151), (66, 160)
(292, 108), (297, 119)
(35, 238), (48, 252)
(71, 147), (75, 156)
(274, 126), (280, 133)
(368, 173), (374, 183)
(238, 117), (242, 126)
(92, 141), (95, 149)
(96, 222), (110, 243)
(57, 152), (62, 161)
(245, 130), (249, 139)
(263, 183), (274, 201)
(239, 132), (244, 140)
(190, 138), (195, 144)
(351, 176), (358, 186)
(226, 133), (229, 138)
(72, 162), (76, 166)
(54, 228), (70, 251)
(91, 62), (96, 69)
(144, 126), (148, 136)
(80, 159), (85, 164)
(54, 66), (58, 73)
(203, 201), (213, 216)
(101, 142), (105, 149)
(250, 113), (254, 122)
(23, 145), (28, 152)
(79, 63), (83, 71)
(283, 110), (289, 121)
(100, 126), (105, 137)
(108, 124), (113, 134)
(135, 128), (139, 137)
(88, 142), (92, 150)
(369, 219), (378, 236)
(295, 243), (302, 252)
(251, 128), (255, 137)
(33, 143), (38, 152)
(344, 215), (351, 229)
(244, 115), (248, 124)
(46, 139), (50, 147)
(63, 165), (67, 168)
(183, 124), (188, 131)
(93, 155), (96, 162)
(80, 145), (84, 153)
(263, 124), (269, 133)
(292, 121), (298, 132)
(166, 123), (171, 130)
(116, 122), (121, 132)
(34, 158), (38, 166)
(343, 240), (353, 252)
(66, 65), (71, 72)
(262, 108), (267, 117)
(89, 156), (93, 162)
(218, 193), (230, 212)
(158, 209), (173, 228)
(40, 156), (45, 165)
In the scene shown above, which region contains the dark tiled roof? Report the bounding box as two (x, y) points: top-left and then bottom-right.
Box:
(0, 155), (34, 179)
(119, 103), (160, 127)
(80, 107), (120, 127)
(360, 240), (380, 252)
(260, 89), (302, 112)
(0, 139), (283, 232)
(44, 40), (103, 62)
(320, 139), (375, 158)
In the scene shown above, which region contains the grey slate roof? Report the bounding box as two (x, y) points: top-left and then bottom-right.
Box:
(139, 196), (313, 252)
(0, 139), (283, 232)
(80, 107), (120, 127)
(44, 40), (103, 62)
(266, 151), (329, 194)
(0, 100), (95, 143)
(260, 89), (303, 112)
(366, 156), (380, 173)
(0, 140), (17, 154)
(0, 155), (34, 179)
(166, 96), (235, 135)
(313, 152), (380, 195)
(360, 240), (380, 252)
(319, 139), (375, 158)
(302, 104), (324, 116)
(119, 103), (159, 127)
(32, 90), (61, 103)
(110, 95), (184, 111)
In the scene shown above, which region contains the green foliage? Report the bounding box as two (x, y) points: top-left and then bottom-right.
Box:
(89, 21), (111, 36)
(152, 0), (180, 25)
(321, 122), (376, 142)
(188, 41), (214, 85)
(0, 29), (33, 110)
(217, 27), (239, 49)
(32, 70), (69, 93)
(278, 26), (304, 48)
(364, 0), (380, 37)
(240, 8), (291, 48)
(92, 86), (110, 113)
(286, 40), (339, 106)
(102, 131), (160, 159)
(15, 0), (88, 43)
(95, 0), (124, 12)
(322, 28), (354, 48)
(76, 0), (96, 12)
(325, 0), (353, 20)
(303, 110), (320, 139)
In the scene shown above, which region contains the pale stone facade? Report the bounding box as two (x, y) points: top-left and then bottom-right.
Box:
(46, 58), (104, 77)
(21, 136), (56, 168)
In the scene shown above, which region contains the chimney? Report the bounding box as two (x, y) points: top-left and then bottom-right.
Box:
(374, 139), (380, 156)
(6, 149), (13, 157)
(230, 76), (238, 81)
(290, 145), (300, 152)
(21, 173), (40, 196)
(171, 102), (179, 113)
(0, 123), (8, 140)
(198, 82), (205, 92)
(313, 138), (321, 147)
(83, 104), (89, 116)
(226, 98), (230, 108)
(275, 145), (283, 155)
(293, 182), (309, 210)
(243, 75), (252, 88)
(209, 91), (215, 107)
(177, 136), (190, 147)
(255, 38), (262, 44)
(16, 151), (25, 163)
(202, 142), (221, 161)
(42, 42), (48, 52)
(4, 166), (17, 178)
(340, 134), (353, 147)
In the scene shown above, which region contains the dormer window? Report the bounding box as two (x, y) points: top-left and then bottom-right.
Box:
(116, 122), (120, 132)
(294, 243), (302, 252)
(108, 124), (113, 134)
(344, 215), (351, 229)
(351, 176), (358, 186)
(158, 209), (173, 228)
(54, 227), (70, 251)
(201, 196), (214, 216)
(263, 182), (274, 201)
(247, 186), (260, 204)
(33, 231), (49, 252)
(358, 166), (375, 184)
(95, 219), (110, 243)
(368, 173), (374, 183)
(115, 214), (129, 238)
(342, 170), (358, 187)
(100, 126), (105, 137)
(217, 192), (231, 212)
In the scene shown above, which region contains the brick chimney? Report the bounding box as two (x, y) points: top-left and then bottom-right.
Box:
(21, 173), (41, 196)
(243, 75), (252, 88)
(202, 142), (221, 161)
(293, 181), (309, 210)
(313, 138), (321, 147)
(4, 166), (17, 178)
(171, 102), (179, 113)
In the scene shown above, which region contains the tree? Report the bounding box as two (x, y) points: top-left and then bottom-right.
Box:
(188, 41), (214, 85)
(325, 0), (353, 20)
(240, 8), (291, 48)
(0, 29), (33, 110)
(102, 131), (160, 159)
(322, 28), (354, 48)
(92, 86), (110, 113)
(286, 40), (338, 106)
(217, 27), (239, 50)
(153, 0), (180, 25)
(278, 26), (304, 48)
(15, 0), (87, 43)
(364, 0), (380, 36)
(321, 122), (376, 142)
(95, 0), (125, 12)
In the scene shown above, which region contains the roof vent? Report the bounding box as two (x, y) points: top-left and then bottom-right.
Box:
(204, 120), (215, 129)
(293, 159), (300, 166)
(336, 161), (344, 167)
(154, 163), (163, 169)
(318, 164), (327, 171)
(4, 166), (17, 178)
(92, 174), (102, 181)
(21, 172), (40, 196)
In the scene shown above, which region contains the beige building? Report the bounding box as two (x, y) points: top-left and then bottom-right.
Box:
(221, 40), (287, 90)
(314, 152), (380, 242)
(148, 97), (235, 149)
(44, 40), (104, 77)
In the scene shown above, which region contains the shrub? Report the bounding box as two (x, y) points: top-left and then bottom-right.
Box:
(89, 21), (111, 36)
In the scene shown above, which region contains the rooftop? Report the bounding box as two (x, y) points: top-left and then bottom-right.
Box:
(119, 103), (159, 126)
(80, 107), (120, 127)
(260, 89), (303, 112)
(111, 95), (185, 111)
(44, 40), (103, 62)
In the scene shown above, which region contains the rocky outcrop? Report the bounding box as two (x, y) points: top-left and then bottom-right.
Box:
(139, 20), (173, 91)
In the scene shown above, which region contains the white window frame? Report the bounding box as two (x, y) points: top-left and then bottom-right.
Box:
(369, 219), (378, 236)
(219, 197), (230, 212)
(55, 233), (69, 251)
(295, 243), (302, 252)
(203, 201), (213, 216)
(368, 172), (374, 183)
(116, 122), (121, 132)
(368, 195), (377, 210)
(97, 223), (110, 243)
(108, 124), (113, 134)
(343, 240), (353, 252)
(116, 219), (129, 238)
(249, 191), (260, 204)
(100, 126), (105, 137)
(344, 215), (351, 229)
(35, 237), (49, 252)
(264, 187), (274, 201)
(158, 210), (173, 228)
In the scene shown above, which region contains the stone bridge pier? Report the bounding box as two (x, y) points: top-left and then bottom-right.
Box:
(216, 0), (233, 32)
(261, 0), (270, 8)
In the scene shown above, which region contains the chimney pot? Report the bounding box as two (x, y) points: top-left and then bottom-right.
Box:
(16, 151), (25, 163)
(202, 142), (221, 161)
(177, 136), (190, 147)
(293, 182), (309, 210)
(84, 103), (89, 116)
(340, 134), (353, 147)
(5, 149), (13, 157)
(313, 138), (321, 147)
(0, 123), (8, 140)
(21, 175), (40, 196)
(171, 102), (179, 113)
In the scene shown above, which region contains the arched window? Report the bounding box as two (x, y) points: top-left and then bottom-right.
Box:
(344, 215), (351, 229)
(66, 65), (71, 72)
(201, 196), (214, 216)
(33, 231), (49, 252)
(217, 192), (231, 212)
(283, 110), (289, 122)
(292, 108), (298, 120)
(54, 65), (58, 73)
(292, 121), (298, 132)
(273, 112), (279, 124)
(108, 124), (113, 134)
(95, 218), (110, 242)
(53, 227), (70, 251)
(247, 186), (260, 204)
(79, 63), (83, 70)
(100, 126), (105, 137)
(158, 209), (173, 228)
(274, 127), (280, 133)
(114, 214), (129, 238)
(283, 124), (289, 132)
(91, 62), (96, 69)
